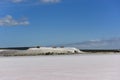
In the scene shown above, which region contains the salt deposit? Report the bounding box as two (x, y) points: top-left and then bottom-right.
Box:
(0, 47), (83, 56)
(27, 47), (82, 53)
(0, 54), (120, 80)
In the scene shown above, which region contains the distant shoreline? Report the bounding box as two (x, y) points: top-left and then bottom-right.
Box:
(0, 51), (120, 57)
(0, 47), (82, 56)
(0, 47), (120, 56)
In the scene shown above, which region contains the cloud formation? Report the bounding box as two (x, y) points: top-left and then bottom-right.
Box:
(0, 15), (29, 26)
(9, 0), (61, 4)
(11, 0), (24, 3)
(40, 0), (61, 3)
(63, 38), (120, 49)
(0, 0), (61, 7)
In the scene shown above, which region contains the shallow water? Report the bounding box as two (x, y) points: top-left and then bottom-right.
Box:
(0, 54), (120, 80)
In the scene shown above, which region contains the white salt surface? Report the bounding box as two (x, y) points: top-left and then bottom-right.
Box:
(0, 54), (120, 80)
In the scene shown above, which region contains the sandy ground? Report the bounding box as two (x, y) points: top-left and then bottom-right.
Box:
(0, 54), (120, 80)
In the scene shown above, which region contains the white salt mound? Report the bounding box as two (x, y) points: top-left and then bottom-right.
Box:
(0, 47), (83, 55)
(26, 47), (82, 54)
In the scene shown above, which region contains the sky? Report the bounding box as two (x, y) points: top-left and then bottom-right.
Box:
(0, 0), (120, 49)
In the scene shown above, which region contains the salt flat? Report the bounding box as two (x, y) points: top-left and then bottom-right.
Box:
(0, 54), (120, 80)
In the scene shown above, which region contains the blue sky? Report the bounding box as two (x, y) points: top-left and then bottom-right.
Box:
(0, 0), (120, 48)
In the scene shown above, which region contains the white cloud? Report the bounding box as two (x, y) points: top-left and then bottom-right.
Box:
(11, 0), (61, 4)
(11, 0), (25, 3)
(40, 0), (61, 3)
(63, 38), (120, 49)
(0, 15), (29, 26)
(0, 0), (61, 5)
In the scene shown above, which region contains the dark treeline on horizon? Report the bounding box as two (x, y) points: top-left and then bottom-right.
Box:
(0, 47), (30, 50)
(81, 49), (120, 53)
(0, 46), (120, 53)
